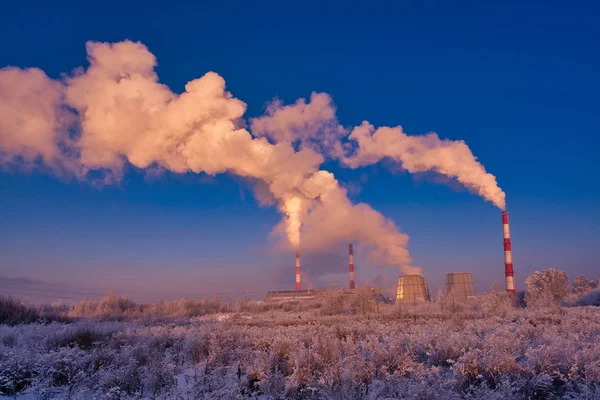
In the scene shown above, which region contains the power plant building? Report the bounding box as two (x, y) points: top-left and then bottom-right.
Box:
(445, 272), (476, 301)
(265, 289), (325, 302)
(396, 275), (430, 304)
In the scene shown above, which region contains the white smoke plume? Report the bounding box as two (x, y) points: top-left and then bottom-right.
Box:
(250, 92), (346, 157)
(0, 67), (72, 171)
(256, 95), (506, 209)
(0, 40), (417, 273)
(343, 122), (506, 209)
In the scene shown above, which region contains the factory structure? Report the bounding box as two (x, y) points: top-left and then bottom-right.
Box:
(396, 275), (430, 304)
(265, 243), (370, 302)
(502, 211), (516, 295)
(349, 244), (355, 290)
(265, 211), (516, 303)
(295, 251), (301, 291)
(445, 272), (476, 301)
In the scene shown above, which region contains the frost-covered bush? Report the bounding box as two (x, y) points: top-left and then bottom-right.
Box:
(0, 296), (66, 326)
(2, 293), (600, 399)
(480, 284), (515, 316)
(525, 268), (571, 306)
(573, 275), (598, 295)
(349, 287), (378, 315)
(436, 289), (468, 314)
(320, 290), (346, 316)
(71, 290), (138, 321)
(0, 296), (39, 325)
(69, 292), (237, 322)
(96, 290), (136, 316)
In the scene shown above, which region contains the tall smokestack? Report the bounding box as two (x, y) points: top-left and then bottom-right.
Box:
(502, 211), (515, 295)
(349, 244), (355, 289)
(295, 251), (301, 291)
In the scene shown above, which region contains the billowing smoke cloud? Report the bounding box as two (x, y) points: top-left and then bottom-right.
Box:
(344, 122), (506, 209)
(0, 67), (73, 171)
(0, 40), (418, 273)
(259, 95), (506, 209)
(250, 92), (346, 157)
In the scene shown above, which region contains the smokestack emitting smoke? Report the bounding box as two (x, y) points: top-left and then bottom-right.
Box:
(295, 251), (301, 291)
(342, 122), (506, 210)
(252, 100), (506, 210)
(0, 41), (419, 275)
(0, 40), (506, 279)
(349, 244), (355, 289)
(502, 211), (515, 294)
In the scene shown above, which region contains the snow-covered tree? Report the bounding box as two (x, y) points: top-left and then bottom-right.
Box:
(525, 268), (570, 305)
(572, 274), (597, 295)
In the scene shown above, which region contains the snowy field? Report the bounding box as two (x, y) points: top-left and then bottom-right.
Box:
(1, 287), (599, 399)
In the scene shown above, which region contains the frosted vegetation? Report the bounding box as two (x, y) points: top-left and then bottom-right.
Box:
(1, 270), (599, 399)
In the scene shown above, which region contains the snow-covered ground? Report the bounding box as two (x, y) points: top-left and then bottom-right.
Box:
(1, 301), (599, 399)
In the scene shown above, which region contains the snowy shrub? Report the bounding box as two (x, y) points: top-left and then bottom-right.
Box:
(573, 275), (598, 295)
(70, 298), (97, 318)
(0, 348), (35, 395)
(320, 290), (346, 316)
(31, 346), (94, 398)
(240, 300), (270, 314)
(95, 291), (137, 320)
(0, 296), (66, 326)
(0, 296), (39, 325)
(2, 294), (600, 398)
(480, 284), (515, 316)
(349, 287), (377, 315)
(526, 268), (571, 306)
(437, 290), (467, 314)
(392, 299), (442, 321)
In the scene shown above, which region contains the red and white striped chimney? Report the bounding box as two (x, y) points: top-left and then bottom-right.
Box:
(349, 244), (355, 289)
(295, 251), (301, 291)
(502, 211), (515, 295)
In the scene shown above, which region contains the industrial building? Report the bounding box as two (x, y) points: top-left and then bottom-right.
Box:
(445, 272), (476, 301)
(396, 275), (430, 304)
(264, 287), (384, 303)
(275, 213), (516, 304)
(264, 289), (325, 302)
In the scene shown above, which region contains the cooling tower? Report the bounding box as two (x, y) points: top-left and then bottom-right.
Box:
(396, 275), (430, 304)
(502, 211), (516, 295)
(349, 244), (355, 289)
(445, 272), (476, 301)
(295, 252), (301, 291)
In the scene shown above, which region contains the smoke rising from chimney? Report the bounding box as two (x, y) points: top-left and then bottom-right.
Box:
(343, 122), (506, 210)
(256, 95), (506, 209)
(0, 40), (418, 273)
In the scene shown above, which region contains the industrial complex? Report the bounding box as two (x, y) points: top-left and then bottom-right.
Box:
(266, 211), (515, 303)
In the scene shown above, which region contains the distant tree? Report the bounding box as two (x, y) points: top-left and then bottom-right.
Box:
(525, 268), (570, 305)
(96, 290), (136, 318)
(572, 275), (597, 295)
(0, 296), (39, 325)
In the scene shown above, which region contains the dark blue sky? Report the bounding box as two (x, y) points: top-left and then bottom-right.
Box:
(1, 0), (598, 301)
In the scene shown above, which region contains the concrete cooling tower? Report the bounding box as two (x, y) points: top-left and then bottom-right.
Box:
(445, 272), (476, 301)
(396, 275), (431, 304)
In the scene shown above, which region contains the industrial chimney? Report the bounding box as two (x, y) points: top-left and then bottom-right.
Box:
(349, 244), (355, 289)
(502, 211), (515, 295)
(295, 251), (301, 291)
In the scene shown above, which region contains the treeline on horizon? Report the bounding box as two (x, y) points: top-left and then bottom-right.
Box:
(1, 269), (599, 326)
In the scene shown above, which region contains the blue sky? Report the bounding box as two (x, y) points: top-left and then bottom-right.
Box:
(1, 0), (598, 301)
